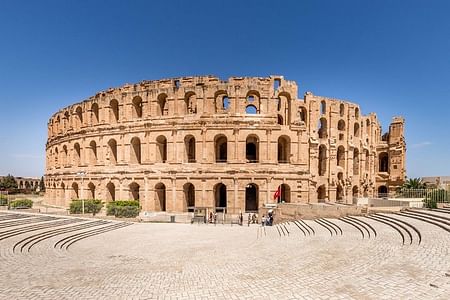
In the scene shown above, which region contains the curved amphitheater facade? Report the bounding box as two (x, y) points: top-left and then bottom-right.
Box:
(44, 76), (406, 214)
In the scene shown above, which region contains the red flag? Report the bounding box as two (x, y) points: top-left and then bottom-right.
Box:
(273, 186), (281, 200)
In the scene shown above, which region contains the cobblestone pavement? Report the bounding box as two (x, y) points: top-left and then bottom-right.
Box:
(0, 210), (449, 299)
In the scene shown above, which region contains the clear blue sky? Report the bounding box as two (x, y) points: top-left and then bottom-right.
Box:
(0, 0), (449, 178)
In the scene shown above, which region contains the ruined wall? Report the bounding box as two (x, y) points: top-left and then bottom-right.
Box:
(44, 75), (406, 213)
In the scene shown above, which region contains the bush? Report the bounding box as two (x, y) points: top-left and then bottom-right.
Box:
(10, 199), (33, 209)
(0, 195), (7, 206)
(69, 199), (103, 215)
(106, 200), (140, 218)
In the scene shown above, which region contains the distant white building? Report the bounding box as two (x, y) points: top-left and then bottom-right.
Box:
(421, 176), (450, 190)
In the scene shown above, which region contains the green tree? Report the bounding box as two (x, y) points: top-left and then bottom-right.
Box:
(0, 174), (18, 191)
(402, 177), (427, 189)
(39, 176), (46, 192)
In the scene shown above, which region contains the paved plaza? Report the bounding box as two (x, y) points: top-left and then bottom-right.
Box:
(0, 210), (449, 299)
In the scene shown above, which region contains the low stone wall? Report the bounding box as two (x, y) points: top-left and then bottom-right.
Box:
(260, 203), (365, 223)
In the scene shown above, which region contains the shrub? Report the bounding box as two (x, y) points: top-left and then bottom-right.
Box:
(10, 199), (33, 209)
(0, 195), (7, 206)
(106, 200), (140, 218)
(70, 199), (103, 215)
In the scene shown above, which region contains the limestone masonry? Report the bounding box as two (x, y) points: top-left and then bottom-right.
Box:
(44, 75), (406, 214)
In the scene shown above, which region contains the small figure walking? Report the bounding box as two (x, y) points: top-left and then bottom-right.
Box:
(247, 213), (251, 227)
(239, 212), (243, 226)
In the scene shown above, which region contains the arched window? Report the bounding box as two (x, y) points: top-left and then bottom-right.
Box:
(245, 105), (257, 114)
(157, 94), (167, 116)
(354, 123), (360, 137)
(245, 183), (259, 212)
(336, 185), (344, 202)
(185, 135), (196, 163)
(223, 96), (230, 110)
(214, 183), (227, 211)
(318, 118), (327, 139)
(317, 185), (326, 202)
(73, 143), (81, 166)
(246, 135), (259, 163)
(130, 137), (141, 164)
(132, 96), (143, 118)
(75, 106), (83, 129)
(277, 114), (283, 125)
(337, 146), (345, 168)
(298, 107), (307, 123)
(338, 120), (345, 131)
(89, 141), (97, 165)
(318, 145), (327, 176)
(129, 182), (140, 201)
(339, 103), (345, 117)
(355, 107), (360, 119)
(87, 182), (96, 199)
(62, 145), (68, 167)
(366, 119), (370, 135)
(378, 186), (388, 197)
(277, 136), (290, 163)
(320, 101), (326, 115)
(184, 183), (195, 212)
(352, 186), (359, 198)
(107, 139), (117, 165)
(55, 116), (61, 133)
(91, 103), (99, 125)
(54, 147), (59, 168)
(275, 184), (291, 203)
(110, 99), (119, 123)
(184, 92), (196, 114)
(353, 148), (360, 175)
(71, 182), (79, 199)
(379, 152), (389, 172)
(156, 135), (167, 163)
(106, 182), (115, 202)
(155, 183), (166, 211)
(365, 150), (370, 172)
(215, 135), (227, 163)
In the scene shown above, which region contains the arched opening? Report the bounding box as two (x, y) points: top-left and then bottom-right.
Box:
(355, 107), (360, 119)
(71, 182), (79, 199)
(110, 99), (119, 123)
(277, 136), (290, 163)
(318, 118), (327, 138)
(183, 183), (195, 212)
(215, 135), (227, 163)
(214, 183), (227, 212)
(336, 185), (344, 202)
(223, 96), (230, 110)
(74, 143), (81, 166)
(365, 150), (370, 172)
(353, 148), (360, 175)
(155, 183), (166, 211)
(184, 135), (196, 163)
(378, 186), (388, 197)
(157, 94), (167, 116)
(317, 185), (326, 203)
(64, 111), (70, 130)
(87, 182), (95, 199)
(277, 114), (283, 125)
(108, 139), (117, 165)
(338, 119), (345, 131)
(75, 106), (83, 129)
(156, 135), (167, 163)
(129, 182), (140, 201)
(337, 146), (345, 168)
(354, 123), (360, 137)
(54, 147), (59, 168)
(245, 183), (259, 212)
(25, 181), (30, 190)
(62, 145), (68, 167)
(184, 92), (196, 114)
(55, 116), (60, 133)
(89, 141), (97, 165)
(339, 103), (345, 117)
(106, 182), (115, 202)
(91, 103), (99, 125)
(245, 105), (257, 114)
(379, 152), (389, 172)
(59, 183), (65, 206)
(299, 107), (307, 123)
(246, 135), (259, 163)
(130, 137), (141, 164)
(352, 186), (359, 197)
(318, 145), (327, 176)
(320, 101), (326, 115)
(132, 96), (143, 118)
(275, 184), (291, 203)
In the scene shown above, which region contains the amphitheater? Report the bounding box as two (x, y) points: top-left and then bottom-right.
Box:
(44, 75), (406, 214)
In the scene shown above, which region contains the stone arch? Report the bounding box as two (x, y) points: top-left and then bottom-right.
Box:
(353, 148), (360, 175)
(154, 182), (166, 211)
(129, 182), (140, 201)
(107, 139), (118, 165)
(215, 135), (227, 163)
(320, 101), (326, 115)
(214, 91), (229, 112)
(87, 182), (96, 199)
(317, 185), (326, 202)
(337, 146), (345, 168)
(277, 135), (290, 163)
(62, 145), (68, 167)
(75, 106), (83, 129)
(355, 107), (360, 119)
(106, 182), (115, 202)
(298, 107), (307, 123)
(55, 115), (61, 133)
(156, 135), (167, 163)
(54, 147), (59, 168)
(276, 183), (291, 203)
(246, 135), (259, 163)
(379, 152), (389, 172)
(318, 144), (327, 176)
(354, 122), (360, 137)
(157, 93), (168, 116)
(336, 185), (344, 202)
(64, 111), (70, 130)
(339, 103), (345, 117)
(338, 119), (345, 131)
(245, 183), (259, 212)
(73, 143), (81, 166)
(184, 91), (196, 114)
(277, 114), (283, 125)
(184, 135), (196, 163)
(378, 185), (388, 197)
(130, 137), (142, 164)
(91, 102), (99, 125)
(352, 186), (359, 197)
(110, 99), (119, 123)
(183, 182), (195, 212)
(71, 182), (79, 199)
(245, 105), (257, 114)
(246, 90), (260, 112)
(214, 183), (227, 211)
(132, 96), (143, 118)
(318, 118), (327, 138)
(89, 140), (97, 165)
(278, 92), (291, 124)
(365, 149), (370, 172)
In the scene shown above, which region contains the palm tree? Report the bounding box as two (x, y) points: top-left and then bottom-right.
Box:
(402, 177), (427, 189)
